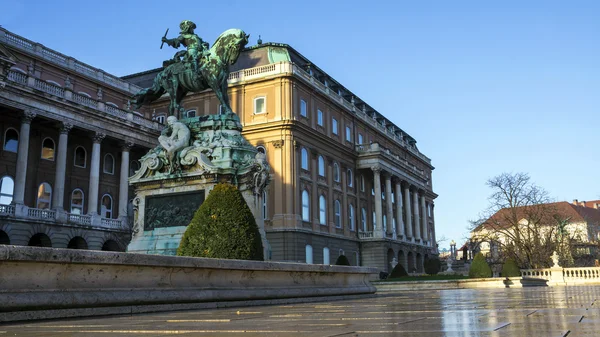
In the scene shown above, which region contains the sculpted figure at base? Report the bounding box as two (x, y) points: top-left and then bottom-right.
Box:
(133, 21), (249, 117)
(158, 116), (191, 172)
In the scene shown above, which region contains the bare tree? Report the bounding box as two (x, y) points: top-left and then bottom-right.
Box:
(470, 172), (581, 269)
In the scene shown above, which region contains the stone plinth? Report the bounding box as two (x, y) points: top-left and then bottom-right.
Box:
(128, 113), (270, 257)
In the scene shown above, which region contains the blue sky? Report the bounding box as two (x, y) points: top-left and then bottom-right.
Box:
(3, 1), (599, 248)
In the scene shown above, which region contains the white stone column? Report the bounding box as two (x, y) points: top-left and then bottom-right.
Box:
(420, 194), (428, 243)
(372, 165), (383, 237)
(87, 132), (105, 215)
(52, 122), (73, 211)
(431, 203), (437, 250)
(403, 184), (413, 241)
(13, 111), (36, 205)
(384, 173), (393, 236)
(413, 190), (421, 242)
(118, 142), (133, 219)
(395, 181), (405, 239)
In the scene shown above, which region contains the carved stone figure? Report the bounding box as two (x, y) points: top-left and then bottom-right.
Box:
(133, 27), (249, 117)
(158, 116), (191, 171)
(252, 152), (270, 195)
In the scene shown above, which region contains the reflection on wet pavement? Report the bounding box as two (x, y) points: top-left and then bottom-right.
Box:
(4, 286), (600, 336)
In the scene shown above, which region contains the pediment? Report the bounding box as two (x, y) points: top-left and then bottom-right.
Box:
(0, 43), (18, 65)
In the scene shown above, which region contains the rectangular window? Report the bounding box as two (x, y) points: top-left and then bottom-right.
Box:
(300, 99), (307, 117)
(254, 97), (266, 114)
(358, 133), (363, 144)
(317, 109), (323, 126)
(345, 126), (351, 142)
(332, 118), (338, 135)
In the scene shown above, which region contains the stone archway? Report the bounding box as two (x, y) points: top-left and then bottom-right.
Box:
(0, 230), (9, 245)
(407, 252), (415, 273)
(387, 248), (395, 272)
(28, 233), (52, 247)
(398, 250), (406, 270)
(67, 236), (88, 250)
(416, 253), (423, 273)
(102, 240), (122, 252)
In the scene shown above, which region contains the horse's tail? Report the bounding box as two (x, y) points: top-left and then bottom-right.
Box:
(132, 72), (166, 108)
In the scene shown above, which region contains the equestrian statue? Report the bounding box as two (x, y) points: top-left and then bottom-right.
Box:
(132, 20), (249, 117)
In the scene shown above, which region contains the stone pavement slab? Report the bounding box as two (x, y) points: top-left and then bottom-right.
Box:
(3, 286), (600, 336)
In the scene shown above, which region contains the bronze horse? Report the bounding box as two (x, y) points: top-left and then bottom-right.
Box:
(133, 29), (249, 116)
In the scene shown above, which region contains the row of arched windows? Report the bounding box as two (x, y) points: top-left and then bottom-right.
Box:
(301, 190), (355, 230)
(300, 148), (354, 186)
(0, 176), (115, 218)
(1, 129), (131, 175)
(305, 245), (358, 265)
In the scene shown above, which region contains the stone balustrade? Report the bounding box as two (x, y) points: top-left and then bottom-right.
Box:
(0, 27), (141, 94)
(0, 246), (378, 322)
(67, 213), (92, 226)
(27, 208), (55, 220)
(0, 204), (15, 216)
(521, 266), (600, 285)
(358, 231), (374, 239)
(6, 69), (160, 131)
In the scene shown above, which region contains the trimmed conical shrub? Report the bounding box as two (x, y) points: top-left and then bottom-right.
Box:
(469, 252), (492, 278)
(335, 255), (350, 266)
(389, 263), (408, 278)
(424, 257), (441, 275)
(501, 258), (521, 277)
(177, 183), (264, 260)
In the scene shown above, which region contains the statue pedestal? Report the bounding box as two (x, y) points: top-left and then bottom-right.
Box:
(127, 114), (270, 258)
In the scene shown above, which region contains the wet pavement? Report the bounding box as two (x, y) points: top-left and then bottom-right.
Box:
(3, 286), (600, 336)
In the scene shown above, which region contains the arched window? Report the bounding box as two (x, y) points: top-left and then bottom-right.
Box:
(319, 195), (326, 225)
(36, 182), (52, 209)
(348, 204), (355, 231)
(41, 137), (55, 160)
(129, 160), (140, 177)
(347, 169), (353, 187)
(334, 200), (341, 228)
(318, 156), (325, 177)
(301, 190), (310, 222)
(74, 146), (86, 168)
(186, 109), (196, 118)
(300, 99), (307, 117)
(333, 162), (340, 182)
(305, 244), (313, 264)
(101, 194), (113, 218)
(70, 189), (84, 214)
(254, 97), (266, 114)
(3, 128), (18, 153)
(323, 247), (330, 265)
(257, 146), (266, 154)
(0, 176), (14, 205)
(103, 153), (115, 174)
(301, 148), (308, 170)
(361, 207), (367, 231)
(360, 175), (365, 192)
(156, 115), (166, 124)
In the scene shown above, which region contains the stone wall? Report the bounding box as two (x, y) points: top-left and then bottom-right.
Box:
(0, 245), (377, 322)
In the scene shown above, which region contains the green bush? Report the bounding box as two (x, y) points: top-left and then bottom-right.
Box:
(501, 258), (521, 277)
(335, 255), (350, 266)
(424, 257), (441, 275)
(389, 263), (408, 278)
(177, 183), (264, 260)
(469, 252), (492, 278)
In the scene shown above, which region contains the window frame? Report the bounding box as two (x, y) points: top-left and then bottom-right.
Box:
(0, 175), (14, 205)
(361, 207), (367, 231)
(323, 247), (330, 265)
(300, 99), (307, 117)
(36, 182), (52, 209)
(186, 109), (197, 118)
(333, 162), (340, 182)
(254, 97), (266, 114)
(345, 126), (352, 142)
(317, 109), (323, 126)
(70, 188), (85, 214)
(305, 244), (313, 264)
(347, 169), (353, 187)
(3, 127), (19, 153)
(301, 190), (310, 222)
(101, 194), (113, 219)
(348, 204), (355, 231)
(156, 115), (166, 124)
(319, 195), (326, 225)
(332, 118), (338, 135)
(358, 133), (363, 144)
(318, 156), (325, 177)
(103, 153), (115, 175)
(301, 148), (309, 170)
(74, 146), (87, 168)
(334, 200), (341, 228)
(40, 137), (55, 161)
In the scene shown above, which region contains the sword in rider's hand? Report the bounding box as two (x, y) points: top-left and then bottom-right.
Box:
(160, 28), (169, 49)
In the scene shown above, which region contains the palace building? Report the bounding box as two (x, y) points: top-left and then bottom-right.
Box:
(0, 28), (438, 273)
